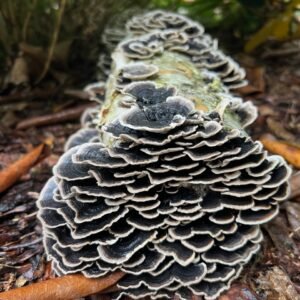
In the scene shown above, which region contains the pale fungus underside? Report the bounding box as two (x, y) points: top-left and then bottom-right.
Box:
(38, 11), (291, 300)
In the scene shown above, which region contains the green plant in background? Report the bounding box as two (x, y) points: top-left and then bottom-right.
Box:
(0, 0), (148, 87)
(150, 0), (300, 51)
(0, 0), (299, 89)
(150, 0), (266, 42)
(245, 0), (300, 52)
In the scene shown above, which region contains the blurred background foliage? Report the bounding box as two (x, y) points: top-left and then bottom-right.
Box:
(150, 0), (300, 50)
(0, 0), (300, 89)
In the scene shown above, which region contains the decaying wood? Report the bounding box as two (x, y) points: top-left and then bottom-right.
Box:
(34, 10), (296, 300)
(0, 8), (300, 300)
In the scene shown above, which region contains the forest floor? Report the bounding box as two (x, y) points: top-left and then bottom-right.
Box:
(0, 47), (300, 300)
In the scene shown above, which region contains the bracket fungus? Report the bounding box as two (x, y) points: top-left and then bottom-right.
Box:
(38, 10), (291, 300)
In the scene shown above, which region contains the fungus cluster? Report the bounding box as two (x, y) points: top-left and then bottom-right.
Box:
(38, 10), (291, 300)
(124, 11), (246, 90)
(100, 10), (246, 90)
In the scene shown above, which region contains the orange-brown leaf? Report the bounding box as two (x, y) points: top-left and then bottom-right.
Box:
(0, 272), (124, 300)
(0, 144), (45, 193)
(260, 137), (300, 168)
(236, 66), (265, 95)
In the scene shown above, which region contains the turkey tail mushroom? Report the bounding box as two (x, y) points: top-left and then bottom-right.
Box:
(38, 10), (291, 300)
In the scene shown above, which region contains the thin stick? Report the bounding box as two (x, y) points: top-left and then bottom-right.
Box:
(35, 0), (67, 83)
(16, 104), (94, 129)
(0, 88), (60, 104)
(22, 0), (38, 42)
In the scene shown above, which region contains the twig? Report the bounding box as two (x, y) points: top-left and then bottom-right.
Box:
(0, 87), (97, 104)
(262, 47), (300, 59)
(35, 0), (67, 83)
(289, 226), (300, 238)
(63, 89), (93, 101)
(22, 0), (38, 42)
(0, 88), (60, 104)
(16, 104), (95, 129)
(0, 238), (42, 251)
(0, 231), (35, 247)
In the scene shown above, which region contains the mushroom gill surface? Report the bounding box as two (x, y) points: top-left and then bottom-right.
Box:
(38, 10), (291, 300)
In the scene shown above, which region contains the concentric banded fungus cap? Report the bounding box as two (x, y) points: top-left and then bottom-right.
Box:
(122, 63), (159, 80)
(98, 10), (246, 89)
(117, 10), (246, 90)
(38, 9), (291, 300)
(38, 90), (291, 300)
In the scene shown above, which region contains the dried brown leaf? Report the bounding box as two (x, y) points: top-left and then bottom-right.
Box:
(0, 271), (124, 300)
(260, 136), (300, 168)
(257, 266), (300, 300)
(6, 57), (29, 86)
(236, 66), (265, 95)
(0, 144), (45, 193)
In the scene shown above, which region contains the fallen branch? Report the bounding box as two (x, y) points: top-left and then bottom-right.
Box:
(0, 86), (96, 105)
(0, 144), (45, 193)
(0, 237), (42, 251)
(63, 89), (93, 100)
(16, 104), (94, 129)
(0, 89), (60, 105)
(260, 136), (300, 169)
(0, 272), (124, 300)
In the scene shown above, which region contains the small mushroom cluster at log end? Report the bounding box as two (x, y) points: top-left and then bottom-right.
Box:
(38, 10), (292, 300)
